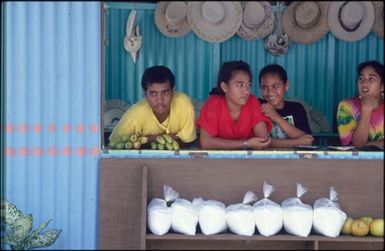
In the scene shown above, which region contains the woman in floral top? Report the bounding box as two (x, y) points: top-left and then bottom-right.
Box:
(336, 60), (384, 147)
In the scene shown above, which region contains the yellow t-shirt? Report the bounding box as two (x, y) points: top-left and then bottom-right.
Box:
(109, 92), (197, 143)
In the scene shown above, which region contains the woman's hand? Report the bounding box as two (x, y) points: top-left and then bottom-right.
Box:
(261, 103), (281, 122)
(296, 134), (314, 145)
(360, 96), (378, 112)
(247, 137), (271, 150)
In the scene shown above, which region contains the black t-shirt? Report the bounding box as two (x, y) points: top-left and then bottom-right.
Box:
(258, 99), (312, 139)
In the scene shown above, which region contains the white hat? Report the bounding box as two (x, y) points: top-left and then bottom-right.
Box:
(187, 2), (243, 43)
(155, 1), (191, 37)
(372, 1), (384, 38)
(328, 1), (375, 42)
(237, 1), (274, 40)
(282, 2), (331, 44)
(104, 100), (131, 132)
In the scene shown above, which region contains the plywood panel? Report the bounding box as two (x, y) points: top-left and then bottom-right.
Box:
(99, 158), (383, 249)
(99, 159), (143, 249)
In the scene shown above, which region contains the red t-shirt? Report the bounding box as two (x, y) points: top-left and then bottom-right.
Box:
(196, 95), (272, 139)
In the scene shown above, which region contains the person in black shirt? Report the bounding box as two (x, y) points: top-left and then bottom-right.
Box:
(258, 64), (313, 148)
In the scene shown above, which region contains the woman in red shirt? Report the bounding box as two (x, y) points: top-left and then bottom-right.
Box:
(197, 60), (272, 150)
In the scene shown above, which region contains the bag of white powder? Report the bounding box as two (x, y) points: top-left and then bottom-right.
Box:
(281, 183), (313, 237)
(171, 197), (198, 235)
(147, 185), (179, 235)
(193, 197), (227, 235)
(313, 186), (347, 237)
(253, 181), (283, 236)
(226, 191), (257, 236)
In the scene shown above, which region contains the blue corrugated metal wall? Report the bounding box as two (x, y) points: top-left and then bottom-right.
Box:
(3, 2), (384, 250)
(4, 2), (100, 249)
(104, 3), (384, 132)
(104, 3), (218, 102)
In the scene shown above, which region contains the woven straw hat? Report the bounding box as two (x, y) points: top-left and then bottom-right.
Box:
(372, 1), (384, 38)
(328, 1), (375, 42)
(237, 1), (274, 40)
(282, 1), (331, 44)
(187, 1), (242, 43)
(155, 1), (191, 37)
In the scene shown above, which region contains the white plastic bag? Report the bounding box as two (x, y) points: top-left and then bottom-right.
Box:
(147, 185), (179, 235)
(171, 197), (198, 235)
(226, 191), (257, 236)
(313, 187), (347, 237)
(194, 197), (227, 235)
(281, 183), (313, 237)
(253, 181), (283, 236)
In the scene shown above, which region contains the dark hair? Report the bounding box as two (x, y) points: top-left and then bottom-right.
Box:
(357, 60), (384, 84)
(141, 65), (175, 91)
(209, 60), (252, 95)
(258, 64), (288, 85)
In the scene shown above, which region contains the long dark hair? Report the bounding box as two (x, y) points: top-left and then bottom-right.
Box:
(209, 60), (252, 95)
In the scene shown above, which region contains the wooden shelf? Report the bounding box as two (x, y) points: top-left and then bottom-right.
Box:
(146, 233), (383, 242)
(99, 158), (384, 250)
(146, 233), (384, 250)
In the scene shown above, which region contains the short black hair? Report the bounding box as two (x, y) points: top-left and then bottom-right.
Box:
(210, 60), (252, 95)
(258, 64), (288, 85)
(141, 65), (175, 91)
(357, 60), (384, 84)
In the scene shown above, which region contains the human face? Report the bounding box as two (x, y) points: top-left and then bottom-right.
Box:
(357, 66), (384, 101)
(221, 71), (252, 107)
(260, 73), (288, 109)
(145, 82), (173, 120)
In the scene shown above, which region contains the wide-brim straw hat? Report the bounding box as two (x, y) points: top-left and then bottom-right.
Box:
(155, 1), (191, 38)
(187, 1), (242, 43)
(282, 1), (331, 44)
(237, 1), (274, 40)
(328, 1), (375, 42)
(372, 1), (384, 38)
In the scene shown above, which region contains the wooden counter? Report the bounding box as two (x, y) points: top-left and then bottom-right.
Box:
(99, 150), (384, 250)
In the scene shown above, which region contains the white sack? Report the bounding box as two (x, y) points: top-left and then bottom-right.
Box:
(281, 183), (313, 237)
(194, 198), (227, 235)
(147, 185), (179, 235)
(253, 181), (283, 236)
(171, 198), (198, 235)
(313, 187), (347, 237)
(226, 191), (257, 236)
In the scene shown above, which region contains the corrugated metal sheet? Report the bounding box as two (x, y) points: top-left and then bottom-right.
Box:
(104, 3), (217, 103)
(5, 2), (100, 249)
(105, 3), (384, 132)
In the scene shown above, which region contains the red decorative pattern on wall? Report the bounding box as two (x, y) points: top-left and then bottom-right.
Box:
(5, 123), (99, 133)
(5, 147), (100, 156)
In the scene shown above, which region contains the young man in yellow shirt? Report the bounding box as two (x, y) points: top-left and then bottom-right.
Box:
(109, 65), (197, 146)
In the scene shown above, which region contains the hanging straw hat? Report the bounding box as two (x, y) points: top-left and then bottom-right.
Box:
(187, 2), (242, 43)
(372, 1), (384, 38)
(282, 1), (330, 44)
(104, 100), (131, 132)
(155, 1), (191, 37)
(237, 1), (274, 40)
(328, 1), (375, 42)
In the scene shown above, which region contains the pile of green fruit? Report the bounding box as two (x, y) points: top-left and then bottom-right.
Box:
(109, 134), (148, 150)
(150, 134), (179, 150)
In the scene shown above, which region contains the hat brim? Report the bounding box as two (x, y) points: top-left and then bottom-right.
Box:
(187, 2), (242, 43)
(372, 1), (384, 38)
(328, 1), (375, 42)
(282, 1), (331, 44)
(237, 1), (274, 40)
(104, 100), (130, 131)
(155, 2), (191, 38)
